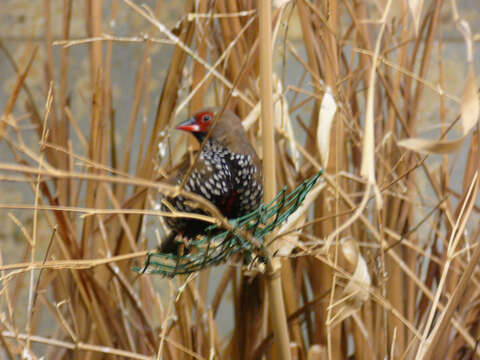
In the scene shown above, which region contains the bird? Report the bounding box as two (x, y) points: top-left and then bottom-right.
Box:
(159, 107), (263, 254)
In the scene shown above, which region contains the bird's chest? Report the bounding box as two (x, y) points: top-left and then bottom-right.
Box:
(184, 148), (233, 204)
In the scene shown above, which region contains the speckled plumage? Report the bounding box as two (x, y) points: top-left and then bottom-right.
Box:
(160, 108), (263, 253)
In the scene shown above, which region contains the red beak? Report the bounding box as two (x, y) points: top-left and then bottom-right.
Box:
(176, 116), (200, 132)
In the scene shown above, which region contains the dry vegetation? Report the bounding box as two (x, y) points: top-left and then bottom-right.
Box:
(1, 0), (480, 359)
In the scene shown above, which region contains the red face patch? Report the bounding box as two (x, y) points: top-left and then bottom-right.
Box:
(193, 111), (214, 133)
(176, 111), (215, 133)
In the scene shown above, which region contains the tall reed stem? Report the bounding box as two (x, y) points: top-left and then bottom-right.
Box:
(259, 1), (291, 359)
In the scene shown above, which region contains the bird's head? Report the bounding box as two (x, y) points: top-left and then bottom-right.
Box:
(176, 110), (214, 134)
(176, 108), (247, 149)
(176, 107), (260, 166)
(176, 110), (216, 142)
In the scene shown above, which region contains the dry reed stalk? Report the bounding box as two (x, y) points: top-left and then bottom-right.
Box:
(0, 45), (38, 139)
(56, 0), (73, 207)
(258, 1), (291, 360)
(117, 1), (161, 204)
(189, 0), (209, 114)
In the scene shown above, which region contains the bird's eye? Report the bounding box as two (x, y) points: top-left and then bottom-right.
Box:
(201, 114), (211, 123)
